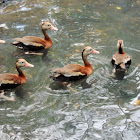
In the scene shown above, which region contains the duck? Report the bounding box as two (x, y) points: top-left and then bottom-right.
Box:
(12, 21), (58, 54)
(0, 59), (34, 101)
(51, 46), (99, 83)
(0, 39), (5, 43)
(111, 40), (131, 79)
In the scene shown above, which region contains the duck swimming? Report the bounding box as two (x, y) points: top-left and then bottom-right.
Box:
(0, 59), (34, 101)
(51, 46), (99, 83)
(12, 21), (57, 55)
(111, 40), (131, 79)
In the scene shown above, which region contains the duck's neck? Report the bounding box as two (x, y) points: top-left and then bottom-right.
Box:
(42, 29), (52, 41)
(16, 65), (25, 77)
(82, 52), (92, 68)
(118, 45), (124, 54)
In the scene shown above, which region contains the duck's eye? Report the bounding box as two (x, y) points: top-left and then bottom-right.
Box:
(89, 49), (92, 52)
(21, 61), (24, 64)
(47, 24), (50, 27)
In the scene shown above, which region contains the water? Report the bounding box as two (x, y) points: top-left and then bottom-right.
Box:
(0, 0), (140, 139)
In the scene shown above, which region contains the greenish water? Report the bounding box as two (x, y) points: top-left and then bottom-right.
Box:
(0, 0), (140, 139)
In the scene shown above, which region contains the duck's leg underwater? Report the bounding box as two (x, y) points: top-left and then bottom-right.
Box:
(67, 83), (78, 93)
(110, 69), (116, 78)
(0, 90), (15, 101)
(25, 52), (43, 55)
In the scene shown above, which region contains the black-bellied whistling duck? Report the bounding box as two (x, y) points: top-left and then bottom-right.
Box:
(0, 59), (34, 101)
(111, 40), (131, 79)
(0, 39), (5, 43)
(12, 21), (57, 55)
(51, 46), (99, 83)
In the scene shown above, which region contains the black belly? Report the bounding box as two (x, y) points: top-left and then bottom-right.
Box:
(0, 83), (20, 90)
(14, 42), (44, 51)
(53, 74), (87, 82)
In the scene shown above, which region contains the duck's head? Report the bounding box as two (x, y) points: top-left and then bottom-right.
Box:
(82, 46), (99, 57)
(41, 21), (58, 31)
(117, 40), (124, 50)
(16, 59), (34, 68)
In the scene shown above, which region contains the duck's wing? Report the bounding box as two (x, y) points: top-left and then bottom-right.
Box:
(0, 74), (21, 90)
(13, 36), (45, 47)
(0, 73), (19, 84)
(52, 64), (86, 77)
(52, 64), (87, 82)
(125, 59), (131, 69)
(111, 53), (131, 69)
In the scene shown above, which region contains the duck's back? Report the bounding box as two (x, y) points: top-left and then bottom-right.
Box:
(112, 53), (131, 69)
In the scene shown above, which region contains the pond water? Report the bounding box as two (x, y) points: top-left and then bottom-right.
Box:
(0, 0), (140, 139)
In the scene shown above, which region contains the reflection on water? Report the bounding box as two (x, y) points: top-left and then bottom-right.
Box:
(0, 0), (140, 139)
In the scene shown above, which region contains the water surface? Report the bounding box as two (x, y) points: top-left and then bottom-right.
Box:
(0, 0), (140, 139)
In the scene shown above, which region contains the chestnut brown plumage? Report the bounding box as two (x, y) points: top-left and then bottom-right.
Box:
(51, 46), (99, 82)
(0, 59), (34, 101)
(0, 59), (34, 90)
(12, 21), (57, 51)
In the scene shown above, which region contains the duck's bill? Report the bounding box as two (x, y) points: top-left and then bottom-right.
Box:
(25, 63), (34, 67)
(92, 50), (99, 54)
(0, 39), (5, 43)
(50, 26), (58, 31)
